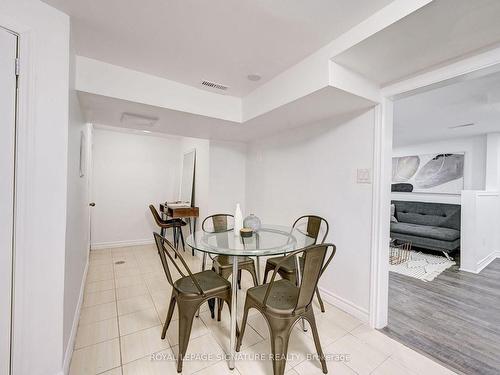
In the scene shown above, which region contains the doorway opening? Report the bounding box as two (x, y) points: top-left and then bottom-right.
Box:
(378, 67), (500, 374)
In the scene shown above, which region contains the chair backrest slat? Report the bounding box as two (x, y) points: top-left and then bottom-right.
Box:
(295, 245), (331, 310)
(263, 243), (336, 312)
(153, 232), (205, 295)
(149, 205), (164, 226)
(292, 215), (329, 244)
(154, 232), (186, 285)
(202, 214), (234, 233)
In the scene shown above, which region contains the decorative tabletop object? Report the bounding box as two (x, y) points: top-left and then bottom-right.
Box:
(243, 214), (261, 232)
(240, 227), (253, 238)
(234, 203), (243, 235)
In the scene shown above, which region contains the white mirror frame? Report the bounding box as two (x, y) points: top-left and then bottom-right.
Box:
(179, 149), (196, 206)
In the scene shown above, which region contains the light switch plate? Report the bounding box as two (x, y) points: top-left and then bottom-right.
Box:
(357, 168), (371, 184)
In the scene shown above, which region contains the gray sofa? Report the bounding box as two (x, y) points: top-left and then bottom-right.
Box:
(390, 200), (461, 258)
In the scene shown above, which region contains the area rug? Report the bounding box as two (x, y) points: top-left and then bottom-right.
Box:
(389, 250), (455, 282)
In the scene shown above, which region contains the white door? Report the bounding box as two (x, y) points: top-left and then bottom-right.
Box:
(0, 27), (18, 375)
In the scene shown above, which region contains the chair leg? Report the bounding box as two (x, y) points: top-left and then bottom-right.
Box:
(208, 298), (215, 319)
(162, 294), (176, 339)
(217, 298), (224, 321)
(242, 263), (259, 286)
(179, 227), (185, 252)
(315, 287), (325, 313)
(263, 263), (272, 284)
(236, 299), (250, 352)
(249, 265), (259, 287)
(269, 326), (292, 375)
(305, 310), (327, 374)
(208, 267), (216, 319)
(173, 227), (178, 249)
(176, 302), (198, 373)
(237, 269), (242, 290)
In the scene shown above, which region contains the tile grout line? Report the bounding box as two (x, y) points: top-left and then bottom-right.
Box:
(72, 317), (120, 351)
(369, 355), (392, 374)
(112, 258), (125, 374)
(95, 365), (122, 375)
(138, 250), (168, 339)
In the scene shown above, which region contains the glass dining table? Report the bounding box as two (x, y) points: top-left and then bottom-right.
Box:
(186, 225), (315, 369)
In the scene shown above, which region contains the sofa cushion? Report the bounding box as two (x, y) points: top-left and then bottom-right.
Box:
(390, 232), (460, 252)
(390, 222), (460, 241)
(392, 201), (461, 230)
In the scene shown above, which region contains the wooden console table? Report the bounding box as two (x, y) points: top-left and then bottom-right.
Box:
(159, 203), (199, 236)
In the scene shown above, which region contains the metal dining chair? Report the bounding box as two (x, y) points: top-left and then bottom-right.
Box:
(153, 232), (235, 373)
(149, 204), (187, 252)
(202, 214), (258, 320)
(237, 243), (336, 375)
(262, 215), (329, 312)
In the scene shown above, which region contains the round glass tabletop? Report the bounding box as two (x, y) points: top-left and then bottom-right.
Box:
(186, 225), (316, 256)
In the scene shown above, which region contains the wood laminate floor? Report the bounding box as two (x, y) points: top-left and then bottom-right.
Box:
(383, 258), (500, 375)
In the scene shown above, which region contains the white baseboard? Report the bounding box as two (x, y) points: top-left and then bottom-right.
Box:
(62, 259), (88, 375)
(318, 287), (369, 323)
(91, 238), (154, 250)
(473, 250), (500, 274)
(460, 250), (500, 274)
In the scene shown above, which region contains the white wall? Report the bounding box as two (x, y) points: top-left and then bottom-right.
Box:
(486, 133), (500, 190)
(209, 140), (247, 215)
(90, 129), (248, 245)
(246, 110), (375, 320)
(0, 1), (70, 374)
(461, 191), (500, 273)
(91, 128), (181, 247)
(392, 135), (487, 204)
(62, 29), (91, 372)
(459, 133), (500, 274)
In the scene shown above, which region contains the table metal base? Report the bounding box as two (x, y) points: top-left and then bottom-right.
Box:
(255, 256), (261, 285)
(229, 256), (238, 369)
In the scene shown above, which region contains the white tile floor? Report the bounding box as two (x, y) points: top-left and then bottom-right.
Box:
(69, 244), (456, 375)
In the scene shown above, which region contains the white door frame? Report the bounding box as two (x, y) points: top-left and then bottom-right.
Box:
(370, 46), (500, 329)
(0, 17), (39, 373)
(87, 123), (94, 251)
(0, 25), (18, 375)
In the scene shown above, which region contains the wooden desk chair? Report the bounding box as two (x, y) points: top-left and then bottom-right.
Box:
(263, 215), (329, 312)
(153, 232), (235, 373)
(237, 243), (336, 375)
(149, 204), (186, 252)
(202, 214), (258, 320)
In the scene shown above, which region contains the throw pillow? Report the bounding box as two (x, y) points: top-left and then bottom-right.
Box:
(391, 204), (398, 223)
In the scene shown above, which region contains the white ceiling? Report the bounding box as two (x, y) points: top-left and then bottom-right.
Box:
(78, 87), (374, 141)
(334, 0), (500, 86)
(394, 70), (500, 147)
(42, 0), (393, 97)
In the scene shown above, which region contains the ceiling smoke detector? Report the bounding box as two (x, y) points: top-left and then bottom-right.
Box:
(121, 113), (158, 127)
(247, 74), (261, 82)
(448, 123), (475, 129)
(201, 80), (229, 91)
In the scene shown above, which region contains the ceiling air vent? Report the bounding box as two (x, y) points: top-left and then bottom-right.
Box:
(201, 80), (228, 91)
